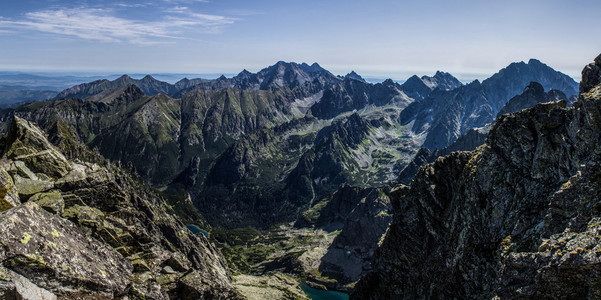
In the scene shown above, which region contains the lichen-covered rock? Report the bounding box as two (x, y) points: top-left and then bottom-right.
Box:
(29, 191), (64, 215)
(0, 202), (132, 298)
(353, 54), (601, 299)
(12, 174), (53, 198)
(3, 117), (70, 178)
(5, 160), (38, 180)
(498, 217), (601, 298)
(0, 168), (19, 212)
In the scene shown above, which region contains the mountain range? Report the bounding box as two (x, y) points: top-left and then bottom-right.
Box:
(0, 54), (593, 298)
(1, 59), (579, 229)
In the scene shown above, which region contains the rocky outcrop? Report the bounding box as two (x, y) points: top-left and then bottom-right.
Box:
(0, 117), (240, 299)
(344, 71), (366, 82)
(353, 54), (601, 299)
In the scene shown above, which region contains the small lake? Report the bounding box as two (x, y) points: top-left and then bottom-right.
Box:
(186, 225), (209, 238)
(300, 283), (349, 300)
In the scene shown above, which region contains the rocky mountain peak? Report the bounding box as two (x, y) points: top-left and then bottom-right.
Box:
(238, 69), (252, 76)
(422, 71), (462, 91)
(116, 74), (132, 80)
(469, 79), (481, 86)
(345, 71), (365, 81)
(382, 78), (396, 86)
(114, 75), (133, 84)
(141, 74), (156, 81)
(401, 71), (462, 101)
(299, 62), (324, 73)
(527, 58), (544, 66)
(403, 75), (422, 86)
(580, 53), (601, 94)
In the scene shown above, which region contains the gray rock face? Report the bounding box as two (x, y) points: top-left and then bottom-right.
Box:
(353, 54), (601, 299)
(579, 53), (601, 94)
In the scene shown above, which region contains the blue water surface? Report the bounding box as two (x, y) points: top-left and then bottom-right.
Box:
(186, 225), (209, 238)
(300, 283), (349, 300)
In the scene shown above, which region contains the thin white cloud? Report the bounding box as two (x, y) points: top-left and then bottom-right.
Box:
(115, 3), (150, 8)
(0, 7), (236, 45)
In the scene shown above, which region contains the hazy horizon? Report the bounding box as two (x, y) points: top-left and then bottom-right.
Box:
(1, 0), (600, 82)
(0, 57), (583, 85)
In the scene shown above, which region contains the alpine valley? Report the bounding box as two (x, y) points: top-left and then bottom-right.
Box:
(4, 52), (601, 299)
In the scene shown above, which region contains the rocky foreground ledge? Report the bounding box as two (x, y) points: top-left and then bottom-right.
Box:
(0, 117), (240, 299)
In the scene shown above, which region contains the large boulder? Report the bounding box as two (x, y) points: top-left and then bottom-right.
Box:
(3, 117), (70, 178)
(0, 202), (132, 298)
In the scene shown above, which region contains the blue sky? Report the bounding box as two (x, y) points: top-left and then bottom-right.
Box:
(0, 0), (600, 81)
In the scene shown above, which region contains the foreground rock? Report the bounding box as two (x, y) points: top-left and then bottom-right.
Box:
(0, 202), (131, 298)
(353, 54), (601, 298)
(0, 117), (240, 299)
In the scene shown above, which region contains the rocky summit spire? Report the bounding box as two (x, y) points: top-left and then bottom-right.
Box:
(580, 53), (601, 94)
